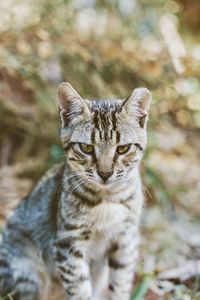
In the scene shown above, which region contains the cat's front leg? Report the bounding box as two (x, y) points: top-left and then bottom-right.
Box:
(108, 228), (139, 300)
(55, 235), (92, 300)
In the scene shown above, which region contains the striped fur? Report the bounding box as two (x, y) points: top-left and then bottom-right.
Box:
(0, 82), (151, 300)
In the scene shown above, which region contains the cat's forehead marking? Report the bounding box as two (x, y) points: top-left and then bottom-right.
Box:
(89, 99), (123, 144)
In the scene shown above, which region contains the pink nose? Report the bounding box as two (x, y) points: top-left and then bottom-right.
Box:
(97, 171), (113, 181)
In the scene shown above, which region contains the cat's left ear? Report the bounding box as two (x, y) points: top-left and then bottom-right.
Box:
(57, 82), (91, 127)
(122, 88), (151, 128)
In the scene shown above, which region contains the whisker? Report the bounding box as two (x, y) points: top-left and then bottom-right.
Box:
(142, 184), (152, 200)
(63, 177), (88, 198)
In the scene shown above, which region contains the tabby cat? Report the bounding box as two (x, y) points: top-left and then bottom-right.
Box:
(0, 82), (151, 300)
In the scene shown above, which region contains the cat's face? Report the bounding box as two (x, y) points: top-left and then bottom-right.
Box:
(58, 83), (151, 188)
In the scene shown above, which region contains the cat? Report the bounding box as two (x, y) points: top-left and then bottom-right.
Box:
(0, 82), (151, 300)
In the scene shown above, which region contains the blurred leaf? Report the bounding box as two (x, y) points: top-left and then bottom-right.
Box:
(132, 277), (149, 300)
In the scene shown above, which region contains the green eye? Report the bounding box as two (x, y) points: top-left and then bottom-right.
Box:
(116, 144), (131, 155)
(79, 143), (94, 154)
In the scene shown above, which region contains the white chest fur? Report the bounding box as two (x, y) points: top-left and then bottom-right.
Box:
(89, 202), (129, 234)
(84, 202), (129, 263)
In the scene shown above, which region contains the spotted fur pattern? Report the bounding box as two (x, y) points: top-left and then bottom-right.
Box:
(0, 83), (151, 300)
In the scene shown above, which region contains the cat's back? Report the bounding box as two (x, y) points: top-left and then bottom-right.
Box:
(2, 163), (65, 252)
(22, 162), (65, 213)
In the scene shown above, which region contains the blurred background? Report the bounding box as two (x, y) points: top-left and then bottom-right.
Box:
(0, 0), (200, 299)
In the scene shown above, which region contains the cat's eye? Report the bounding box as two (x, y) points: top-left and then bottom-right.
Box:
(79, 143), (94, 154)
(116, 144), (132, 155)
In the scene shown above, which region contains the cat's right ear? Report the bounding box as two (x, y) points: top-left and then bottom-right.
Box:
(57, 82), (91, 127)
(122, 87), (151, 128)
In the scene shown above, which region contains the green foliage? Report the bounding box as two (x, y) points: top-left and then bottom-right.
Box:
(131, 277), (149, 300)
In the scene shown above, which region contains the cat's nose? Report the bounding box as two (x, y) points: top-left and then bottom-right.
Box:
(97, 170), (113, 181)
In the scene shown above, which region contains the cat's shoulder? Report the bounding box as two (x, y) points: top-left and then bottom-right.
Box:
(25, 162), (66, 204)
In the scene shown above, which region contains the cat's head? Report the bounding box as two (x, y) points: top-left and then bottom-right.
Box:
(58, 82), (151, 187)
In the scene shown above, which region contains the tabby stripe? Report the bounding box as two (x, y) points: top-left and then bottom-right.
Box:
(109, 284), (115, 292)
(56, 250), (67, 262)
(6, 224), (32, 242)
(120, 196), (133, 209)
(69, 248), (83, 258)
(0, 260), (9, 268)
(78, 276), (89, 283)
(0, 269), (11, 277)
(61, 230), (91, 241)
(109, 243), (119, 255)
(72, 150), (87, 162)
(61, 275), (90, 285)
(63, 144), (71, 152)
(57, 241), (83, 260)
(67, 289), (76, 296)
(110, 130), (113, 139)
(61, 274), (89, 286)
(59, 262), (76, 271)
(60, 273), (71, 284)
(111, 110), (117, 130)
(64, 223), (81, 231)
(56, 237), (73, 249)
(109, 259), (128, 269)
(91, 130), (95, 143)
(58, 265), (74, 276)
(93, 110), (99, 130)
(82, 184), (97, 196)
(99, 129), (102, 139)
(73, 190), (102, 207)
(116, 130), (120, 143)
(5, 235), (30, 247)
(79, 230), (91, 240)
(68, 157), (77, 162)
(15, 277), (37, 286)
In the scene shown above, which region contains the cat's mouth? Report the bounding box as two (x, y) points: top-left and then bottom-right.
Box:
(84, 173), (125, 189)
(94, 178), (123, 189)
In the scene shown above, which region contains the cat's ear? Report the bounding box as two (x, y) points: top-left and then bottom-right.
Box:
(122, 87), (151, 128)
(57, 82), (91, 127)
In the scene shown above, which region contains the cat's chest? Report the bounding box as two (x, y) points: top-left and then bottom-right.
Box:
(85, 202), (129, 261)
(87, 202), (129, 235)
